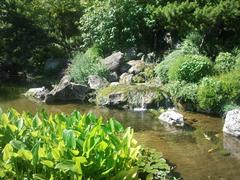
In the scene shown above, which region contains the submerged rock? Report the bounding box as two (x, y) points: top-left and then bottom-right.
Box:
(24, 87), (49, 101)
(96, 84), (166, 109)
(102, 52), (124, 71)
(159, 110), (184, 127)
(223, 109), (240, 137)
(87, 75), (109, 90)
(223, 134), (240, 159)
(45, 75), (91, 104)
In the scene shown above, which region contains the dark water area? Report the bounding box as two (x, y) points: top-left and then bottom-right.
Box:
(1, 84), (240, 179)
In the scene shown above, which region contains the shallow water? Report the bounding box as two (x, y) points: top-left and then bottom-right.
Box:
(1, 85), (240, 179)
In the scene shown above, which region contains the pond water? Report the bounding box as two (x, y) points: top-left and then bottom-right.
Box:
(1, 85), (240, 179)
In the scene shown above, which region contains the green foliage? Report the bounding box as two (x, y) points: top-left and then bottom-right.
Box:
(69, 49), (109, 83)
(0, 109), (172, 179)
(155, 50), (184, 83)
(79, 0), (147, 53)
(168, 55), (212, 83)
(135, 149), (170, 180)
(197, 77), (226, 112)
(222, 103), (240, 114)
(164, 81), (198, 105)
(214, 52), (235, 74)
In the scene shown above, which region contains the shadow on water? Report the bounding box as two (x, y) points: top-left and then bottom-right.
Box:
(1, 84), (240, 179)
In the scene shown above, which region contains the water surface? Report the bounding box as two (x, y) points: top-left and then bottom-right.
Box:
(1, 85), (240, 180)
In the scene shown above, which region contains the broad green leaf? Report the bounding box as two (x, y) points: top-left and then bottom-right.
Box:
(17, 149), (33, 161)
(63, 129), (76, 149)
(2, 113), (9, 128)
(10, 140), (26, 150)
(8, 124), (18, 133)
(55, 160), (75, 172)
(41, 160), (54, 168)
(52, 149), (61, 160)
(3, 144), (13, 161)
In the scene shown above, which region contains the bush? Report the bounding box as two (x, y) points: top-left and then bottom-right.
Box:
(155, 50), (184, 83)
(0, 109), (171, 179)
(69, 50), (109, 83)
(164, 81), (198, 105)
(197, 77), (226, 112)
(214, 52), (235, 74)
(168, 55), (212, 83)
(180, 32), (202, 55)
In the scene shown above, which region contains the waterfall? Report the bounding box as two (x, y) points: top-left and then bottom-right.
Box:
(133, 96), (147, 112)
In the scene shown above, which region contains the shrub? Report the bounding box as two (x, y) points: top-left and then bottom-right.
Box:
(197, 77), (227, 112)
(214, 52), (235, 74)
(69, 50), (109, 83)
(0, 109), (171, 179)
(155, 50), (184, 83)
(168, 55), (212, 83)
(164, 81), (198, 104)
(180, 32), (202, 55)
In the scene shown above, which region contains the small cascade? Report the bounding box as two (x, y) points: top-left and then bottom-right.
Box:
(133, 97), (147, 112)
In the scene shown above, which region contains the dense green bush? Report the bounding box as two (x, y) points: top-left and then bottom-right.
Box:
(155, 50), (184, 83)
(79, 0), (147, 53)
(0, 109), (171, 179)
(69, 49), (109, 83)
(168, 55), (212, 83)
(164, 81), (198, 105)
(197, 77), (226, 112)
(214, 52), (235, 74)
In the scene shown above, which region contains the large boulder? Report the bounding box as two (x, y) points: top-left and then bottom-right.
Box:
(223, 109), (240, 137)
(119, 73), (133, 85)
(159, 110), (184, 127)
(87, 75), (109, 90)
(24, 87), (49, 101)
(96, 84), (166, 109)
(45, 75), (91, 104)
(102, 52), (124, 71)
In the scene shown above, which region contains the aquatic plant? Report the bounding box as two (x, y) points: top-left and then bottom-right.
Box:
(0, 109), (171, 179)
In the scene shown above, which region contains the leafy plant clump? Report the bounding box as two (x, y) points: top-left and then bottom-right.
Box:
(214, 52), (236, 74)
(168, 55), (212, 83)
(69, 48), (109, 83)
(0, 109), (172, 179)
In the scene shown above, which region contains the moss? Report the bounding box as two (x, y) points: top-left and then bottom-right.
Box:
(96, 84), (165, 108)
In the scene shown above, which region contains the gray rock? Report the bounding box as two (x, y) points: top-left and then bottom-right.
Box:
(96, 84), (165, 109)
(107, 72), (119, 82)
(110, 82), (120, 86)
(119, 73), (133, 85)
(223, 109), (240, 137)
(159, 110), (184, 127)
(119, 64), (131, 74)
(127, 60), (145, 74)
(24, 87), (49, 101)
(88, 75), (109, 90)
(102, 52), (124, 71)
(45, 75), (91, 104)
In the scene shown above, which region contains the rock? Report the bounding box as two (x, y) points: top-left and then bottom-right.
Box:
(119, 64), (131, 74)
(110, 82), (120, 86)
(87, 75), (109, 90)
(223, 134), (240, 159)
(159, 110), (184, 127)
(107, 72), (119, 82)
(223, 109), (240, 137)
(45, 75), (91, 104)
(128, 60), (145, 74)
(119, 73), (133, 85)
(96, 84), (166, 109)
(102, 52), (124, 71)
(24, 87), (49, 101)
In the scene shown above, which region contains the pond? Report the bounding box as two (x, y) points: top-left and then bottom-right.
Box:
(1, 84), (240, 179)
